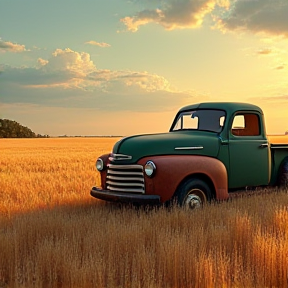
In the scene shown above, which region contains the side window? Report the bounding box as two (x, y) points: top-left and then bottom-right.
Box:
(231, 113), (260, 136)
(220, 116), (225, 127)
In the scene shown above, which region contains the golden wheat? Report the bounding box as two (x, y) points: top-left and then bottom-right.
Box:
(1, 138), (288, 287)
(0, 138), (118, 216)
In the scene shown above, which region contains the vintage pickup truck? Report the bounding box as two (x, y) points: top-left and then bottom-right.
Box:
(91, 102), (288, 209)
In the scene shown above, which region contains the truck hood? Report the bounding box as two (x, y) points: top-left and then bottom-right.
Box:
(112, 131), (220, 163)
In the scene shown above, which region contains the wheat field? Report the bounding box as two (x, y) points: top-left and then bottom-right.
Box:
(1, 138), (288, 288)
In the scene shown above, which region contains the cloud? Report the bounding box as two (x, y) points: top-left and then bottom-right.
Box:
(43, 48), (96, 77)
(121, 0), (228, 32)
(257, 48), (273, 55)
(252, 47), (287, 70)
(85, 41), (111, 48)
(122, 0), (288, 38)
(0, 48), (197, 112)
(0, 39), (27, 52)
(274, 64), (285, 70)
(217, 0), (288, 37)
(37, 58), (49, 67)
(242, 46), (286, 58)
(255, 47), (285, 56)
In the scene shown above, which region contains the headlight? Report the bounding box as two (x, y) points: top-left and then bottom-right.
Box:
(144, 161), (156, 177)
(96, 158), (104, 171)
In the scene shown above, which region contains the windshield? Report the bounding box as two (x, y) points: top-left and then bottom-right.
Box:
(171, 109), (226, 133)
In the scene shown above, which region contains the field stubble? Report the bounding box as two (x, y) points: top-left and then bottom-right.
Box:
(1, 138), (288, 288)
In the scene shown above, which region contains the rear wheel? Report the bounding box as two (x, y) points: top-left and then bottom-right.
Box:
(279, 159), (288, 188)
(176, 178), (212, 210)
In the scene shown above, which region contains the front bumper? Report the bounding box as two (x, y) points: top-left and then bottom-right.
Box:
(90, 186), (161, 204)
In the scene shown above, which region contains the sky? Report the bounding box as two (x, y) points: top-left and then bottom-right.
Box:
(0, 0), (288, 136)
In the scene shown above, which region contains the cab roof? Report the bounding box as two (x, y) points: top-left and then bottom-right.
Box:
(178, 102), (263, 115)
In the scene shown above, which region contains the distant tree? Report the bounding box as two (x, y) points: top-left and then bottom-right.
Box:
(285, 131), (288, 135)
(0, 119), (49, 138)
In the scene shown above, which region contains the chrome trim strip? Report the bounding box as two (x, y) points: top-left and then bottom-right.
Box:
(107, 181), (145, 188)
(107, 170), (143, 176)
(174, 146), (204, 150)
(109, 153), (132, 161)
(270, 146), (288, 149)
(107, 175), (144, 182)
(107, 164), (143, 170)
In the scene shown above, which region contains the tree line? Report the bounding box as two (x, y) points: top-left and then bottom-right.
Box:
(0, 119), (49, 138)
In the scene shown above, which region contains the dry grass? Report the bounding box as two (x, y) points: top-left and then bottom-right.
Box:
(0, 138), (118, 216)
(1, 138), (288, 288)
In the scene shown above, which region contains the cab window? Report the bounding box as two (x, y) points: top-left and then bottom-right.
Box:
(172, 109), (226, 133)
(231, 113), (260, 136)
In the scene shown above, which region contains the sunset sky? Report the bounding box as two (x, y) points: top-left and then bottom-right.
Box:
(1, 0), (288, 136)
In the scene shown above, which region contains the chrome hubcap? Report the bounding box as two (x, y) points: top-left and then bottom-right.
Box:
(184, 189), (206, 210)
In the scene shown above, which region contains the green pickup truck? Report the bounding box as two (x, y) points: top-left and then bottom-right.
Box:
(91, 102), (288, 209)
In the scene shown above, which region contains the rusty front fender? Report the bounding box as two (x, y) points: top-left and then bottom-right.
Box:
(138, 155), (228, 203)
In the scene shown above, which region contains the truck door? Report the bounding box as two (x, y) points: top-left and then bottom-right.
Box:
(228, 113), (270, 189)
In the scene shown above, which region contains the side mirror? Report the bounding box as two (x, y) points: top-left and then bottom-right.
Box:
(191, 112), (198, 119)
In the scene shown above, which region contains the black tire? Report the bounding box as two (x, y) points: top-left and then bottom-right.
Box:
(176, 178), (212, 210)
(279, 159), (288, 188)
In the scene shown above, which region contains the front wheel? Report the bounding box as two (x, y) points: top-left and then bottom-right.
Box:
(176, 178), (212, 210)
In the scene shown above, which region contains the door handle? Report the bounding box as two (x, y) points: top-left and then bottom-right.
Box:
(260, 143), (269, 148)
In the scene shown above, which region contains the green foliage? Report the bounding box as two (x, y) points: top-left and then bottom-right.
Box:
(0, 119), (49, 138)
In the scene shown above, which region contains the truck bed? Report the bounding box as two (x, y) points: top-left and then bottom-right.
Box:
(267, 135), (288, 185)
(268, 135), (288, 146)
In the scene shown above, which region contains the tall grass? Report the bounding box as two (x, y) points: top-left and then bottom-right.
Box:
(1, 138), (288, 287)
(0, 138), (118, 216)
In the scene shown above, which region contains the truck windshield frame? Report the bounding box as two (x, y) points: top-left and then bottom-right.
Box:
(171, 109), (226, 133)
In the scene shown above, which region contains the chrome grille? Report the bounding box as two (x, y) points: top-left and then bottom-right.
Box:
(106, 164), (145, 193)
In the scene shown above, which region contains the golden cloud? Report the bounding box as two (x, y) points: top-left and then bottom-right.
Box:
(0, 39), (27, 52)
(85, 41), (111, 48)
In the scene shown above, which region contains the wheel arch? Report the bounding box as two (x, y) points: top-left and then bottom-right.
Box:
(277, 156), (288, 187)
(174, 173), (216, 200)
